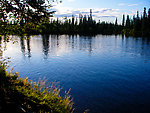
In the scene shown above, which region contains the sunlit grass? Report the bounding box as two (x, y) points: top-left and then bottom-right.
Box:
(0, 63), (74, 113)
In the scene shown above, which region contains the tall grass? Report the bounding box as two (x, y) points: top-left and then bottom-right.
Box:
(0, 62), (74, 113)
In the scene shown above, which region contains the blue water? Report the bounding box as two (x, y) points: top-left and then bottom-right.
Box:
(2, 35), (150, 113)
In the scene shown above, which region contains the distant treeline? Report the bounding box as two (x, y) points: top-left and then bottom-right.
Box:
(0, 11), (123, 35)
(40, 15), (123, 35)
(0, 5), (150, 37)
(122, 7), (150, 37)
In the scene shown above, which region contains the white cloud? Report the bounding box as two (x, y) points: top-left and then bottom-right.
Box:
(52, 4), (120, 18)
(118, 3), (138, 7)
(118, 3), (126, 6)
(128, 4), (138, 6)
(50, 3), (137, 23)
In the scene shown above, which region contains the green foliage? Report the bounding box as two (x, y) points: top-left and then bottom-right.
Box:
(0, 63), (73, 113)
(122, 7), (150, 37)
(0, 0), (58, 24)
(0, 14), (123, 35)
(1, 4), (149, 37)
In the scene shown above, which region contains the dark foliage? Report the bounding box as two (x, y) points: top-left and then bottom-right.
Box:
(0, 1), (149, 37)
(0, 10), (123, 35)
(122, 7), (150, 37)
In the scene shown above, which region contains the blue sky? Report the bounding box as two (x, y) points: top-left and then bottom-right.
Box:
(51, 0), (150, 23)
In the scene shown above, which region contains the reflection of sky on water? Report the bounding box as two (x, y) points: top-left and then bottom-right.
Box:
(3, 35), (150, 61)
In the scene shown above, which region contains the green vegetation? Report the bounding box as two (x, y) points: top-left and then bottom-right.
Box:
(0, 1), (74, 112)
(0, 62), (73, 113)
(0, 16), (123, 35)
(0, 0), (56, 24)
(122, 7), (150, 37)
(0, 1), (150, 36)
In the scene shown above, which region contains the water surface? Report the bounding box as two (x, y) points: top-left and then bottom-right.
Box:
(2, 35), (150, 113)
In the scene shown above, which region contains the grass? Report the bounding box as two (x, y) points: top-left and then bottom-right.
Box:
(0, 62), (74, 113)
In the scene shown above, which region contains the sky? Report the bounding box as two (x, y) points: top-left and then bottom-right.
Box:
(50, 0), (150, 24)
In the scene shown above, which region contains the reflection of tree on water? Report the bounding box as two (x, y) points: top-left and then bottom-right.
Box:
(20, 37), (25, 56)
(49, 35), (60, 55)
(56, 35), (59, 47)
(43, 35), (94, 56)
(68, 35), (76, 49)
(26, 36), (31, 58)
(142, 37), (150, 46)
(19, 36), (31, 58)
(71, 35), (75, 49)
(79, 36), (93, 55)
(50, 35), (93, 55)
(88, 37), (92, 55)
(121, 35), (150, 61)
(17, 35), (150, 61)
(42, 35), (50, 59)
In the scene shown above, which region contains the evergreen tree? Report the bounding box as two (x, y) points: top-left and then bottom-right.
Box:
(115, 18), (118, 25)
(72, 15), (75, 26)
(148, 8), (150, 24)
(122, 15), (125, 26)
(142, 7), (148, 36)
(126, 15), (130, 29)
(133, 11), (141, 36)
(148, 8), (150, 35)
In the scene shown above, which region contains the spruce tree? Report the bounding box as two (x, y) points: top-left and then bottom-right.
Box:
(148, 8), (150, 35)
(142, 7), (148, 36)
(126, 15), (130, 29)
(134, 11), (141, 36)
(122, 14), (125, 26)
(115, 18), (118, 25)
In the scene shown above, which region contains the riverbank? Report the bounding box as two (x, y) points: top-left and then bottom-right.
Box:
(0, 63), (73, 113)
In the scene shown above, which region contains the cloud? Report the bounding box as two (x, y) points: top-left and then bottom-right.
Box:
(128, 4), (138, 6)
(52, 4), (120, 18)
(51, 3), (137, 23)
(100, 9), (112, 13)
(118, 3), (138, 7)
(118, 3), (126, 6)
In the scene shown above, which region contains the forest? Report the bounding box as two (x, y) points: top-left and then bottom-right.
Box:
(0, 0), (150, 37)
